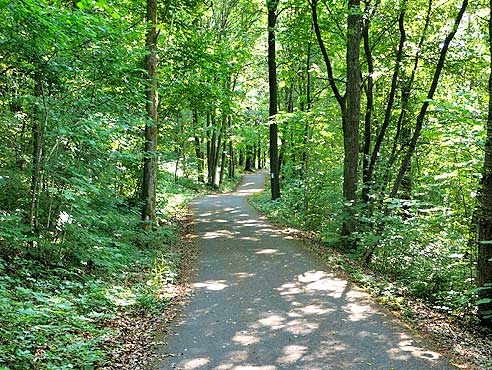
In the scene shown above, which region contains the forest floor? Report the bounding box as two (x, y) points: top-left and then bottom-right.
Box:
(151, 173), (461, 370)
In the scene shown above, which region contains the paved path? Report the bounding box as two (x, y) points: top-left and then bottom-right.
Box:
(156, 173), (456, 370)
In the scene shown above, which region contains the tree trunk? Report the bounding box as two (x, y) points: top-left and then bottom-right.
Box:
(29, 73), (45, 236)
(193, 110), (205, 183)
(207, 113), (216, 186)
(212, 116), (225, 188)
(239, 150), (244, 166)
(361, 14), (374, 204)
(366, 0), (407, 197)
(311, 0), (360, 237)
(477, 0), (492, 325)
(219, 137), (227, 186)
(228, 139), (235, 179)
(257, 139), (262, 169)
(383, 0), (432, 195)
(341, 0), (362, 236)
(141, 0), (159, 229)
(268, 0), (280, 200)
(253, 144), (257, 169)
(245, 145), (253, 172)
(390, 0), (468, 198)
(301, 38), (312, 179)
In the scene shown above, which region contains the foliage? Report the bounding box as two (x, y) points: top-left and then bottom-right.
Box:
(0, 207), (180, 369)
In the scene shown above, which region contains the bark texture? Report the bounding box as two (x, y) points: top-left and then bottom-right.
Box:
(268, 0), (280, 200)
(477, 0), (492, 324)
(141, 0), (159, 229)
(341, 0), (362, 236)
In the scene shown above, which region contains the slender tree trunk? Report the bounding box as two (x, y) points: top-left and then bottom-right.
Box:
(301, 38), (312, 179)
(228, 139), (235, 179)
(341, 0), (362, 236)
(207, 113), (216, 186)
(193, 110), (205, 183)
(212, 116), (225, 188)
(245, 145), (253, 172)
(253, 144), (257, 169)
(268, 0), (280, 200)
(366, 0), (407, 194)
(29, 73), (45, 236)
(219, 137), (227, 186)
(363, 0), (467, 265)
(477, 0), (492, 325)
(384, 0), (432, 192)
(390, 0), (468, 198)
(361, 14), (374, 204)
(239, 150), (244, 166)
(257, 138), (262, 169)
(310, 0), (345, 109)
(141, 0), (159, 229)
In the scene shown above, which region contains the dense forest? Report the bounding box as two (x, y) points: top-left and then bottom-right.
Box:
(1, 0), (492, 368)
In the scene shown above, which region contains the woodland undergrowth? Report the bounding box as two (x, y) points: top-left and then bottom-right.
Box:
(0, 171), (235, 370)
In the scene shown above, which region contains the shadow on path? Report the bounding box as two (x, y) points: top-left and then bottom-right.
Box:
(155, 173), (456, 370)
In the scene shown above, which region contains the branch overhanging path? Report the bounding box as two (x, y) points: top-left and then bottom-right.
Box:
(156, 173), (456, 370)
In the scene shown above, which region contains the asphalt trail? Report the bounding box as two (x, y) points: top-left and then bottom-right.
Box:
(156, 173), (456, 370)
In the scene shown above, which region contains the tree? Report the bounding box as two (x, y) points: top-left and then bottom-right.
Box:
(309, 0), (362, 237)
(268, 0), (281, 200)
(477, 0), (492, 325)
(141, 0), (159, 229)
(342, 0), (362, 235)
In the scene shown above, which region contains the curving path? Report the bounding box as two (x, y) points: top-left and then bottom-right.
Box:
(156, 173), (457, 370)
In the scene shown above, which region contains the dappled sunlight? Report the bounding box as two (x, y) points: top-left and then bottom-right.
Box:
(343, 301), (376, 322)
(284, 318), (319, 335)
(236, 220), (265, 227)
(295, 304), (335, 316)
(236, 182), (265, 195)
(255, 313), (319, 335)
(159, 173), (454, 370)
(276, 282), (304, 296)
(255, 248), (279, 255)
(388, 334), (441, 360)
(203, 229), (238, 240)
(258, 314), (285, 330)
(241, 236), (261, 241)
(181, 357), (210, 369)
(277, 345), (308, 365)
(193, 280), (229, 291)
(285, 270), (349, 298)
(232, 332), (260, 345)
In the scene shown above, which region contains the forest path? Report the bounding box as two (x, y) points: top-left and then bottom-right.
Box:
(156, 173), (456, 370)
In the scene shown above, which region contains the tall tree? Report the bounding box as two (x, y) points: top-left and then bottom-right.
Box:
(141, 0), (159, 229)
(268, 0), (281, 200)
(310, 0), (362, 236)
(477, 0), (492, 325)
(342, 0), (362, 235)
